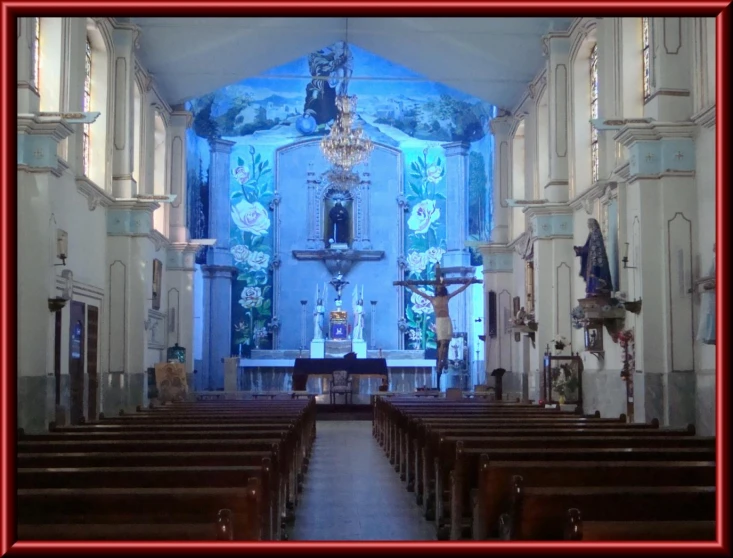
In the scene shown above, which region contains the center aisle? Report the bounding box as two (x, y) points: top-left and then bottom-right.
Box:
(291, 421), (437, 541)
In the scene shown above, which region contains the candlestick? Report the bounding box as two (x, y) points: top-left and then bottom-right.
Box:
(370, 300), (378, 350)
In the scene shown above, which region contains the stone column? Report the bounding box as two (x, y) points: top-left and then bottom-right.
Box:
(17, 116), (74, 433)
(542, 33), (571, 202)
(18, 17), (40, 114)
(489, 117), (513, 244)
(645, 18), (693, 122)
(201, 139), (237, 390)
(166, 242), (201, 391)
(596, 18), (624, 181)
(110, 23), (139, 198)
(168, 110), (192, 243)
(104, 201), (160, 414)
(615, 122), (698, 428)
(523, 206), (575, 402)
(441, 141), (471, 335)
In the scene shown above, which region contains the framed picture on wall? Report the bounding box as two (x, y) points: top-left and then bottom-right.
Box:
(152, 259), (163, 311)
(584, 325), (603, 352)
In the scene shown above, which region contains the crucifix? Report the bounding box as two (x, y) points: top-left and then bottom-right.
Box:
(394, 263), (481, 390)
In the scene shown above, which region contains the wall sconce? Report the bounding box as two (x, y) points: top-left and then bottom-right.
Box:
(622, 242), (637, 269)
(48, 269), (73, 312)
(56, 229), (68, 266)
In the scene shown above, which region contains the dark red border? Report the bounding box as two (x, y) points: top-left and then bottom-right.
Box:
(2, 1), (729, 555)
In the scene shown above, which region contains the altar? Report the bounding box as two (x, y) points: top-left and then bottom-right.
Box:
(236, 349), (436, 403)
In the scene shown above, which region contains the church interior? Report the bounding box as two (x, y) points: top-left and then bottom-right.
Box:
(15, 16), (718, 543)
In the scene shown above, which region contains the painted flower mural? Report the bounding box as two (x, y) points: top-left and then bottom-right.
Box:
(229, 145), (275, 352)
(401, 148), (448, 350)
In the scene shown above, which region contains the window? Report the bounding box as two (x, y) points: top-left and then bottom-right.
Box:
(83, 38), (92, 176)
(642, 17), (651, 102)
(590, 43), (599, 184)
(31, 18), (40, 90)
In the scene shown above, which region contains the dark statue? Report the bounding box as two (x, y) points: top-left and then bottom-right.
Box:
(303, 41), (353, 126)
(574, 218), (614, 297)
(329, 201), (350, 246)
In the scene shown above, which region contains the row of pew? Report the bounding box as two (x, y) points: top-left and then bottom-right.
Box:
(17, 398), (317, 541)
(373, 397), (716, 541)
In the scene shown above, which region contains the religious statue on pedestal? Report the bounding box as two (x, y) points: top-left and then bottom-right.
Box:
(352, 286), (365, 341)
(574, 218), (614, 297)
(313, 285), (325, 341)
(329, 201), (350, 247)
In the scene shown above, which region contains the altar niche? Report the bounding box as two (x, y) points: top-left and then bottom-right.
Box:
(323, 189), (354, 249)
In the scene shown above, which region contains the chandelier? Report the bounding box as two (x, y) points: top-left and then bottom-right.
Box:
(322, 167), (365, 192)
(320, 95), (374, 171)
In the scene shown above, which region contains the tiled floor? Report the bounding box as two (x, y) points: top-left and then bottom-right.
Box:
(290, 421), (436, 541)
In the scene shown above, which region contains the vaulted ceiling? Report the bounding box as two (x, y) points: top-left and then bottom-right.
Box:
(130, 17), (573, 110)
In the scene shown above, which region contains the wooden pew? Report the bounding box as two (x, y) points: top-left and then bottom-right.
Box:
(18, 461), (276, 540)
(470, 457), (715, 540)
(431, 432), (710, 532)
(17, 481), (263, 540)
(499, 477), (715, 540)
(564, 510), (716, 541)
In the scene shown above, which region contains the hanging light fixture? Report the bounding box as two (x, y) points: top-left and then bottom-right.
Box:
(320, 94), (374, 173)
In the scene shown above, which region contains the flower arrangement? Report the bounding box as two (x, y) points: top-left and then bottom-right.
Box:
(552, 335), (569, 353)
(570, 305), (586, 329)
(618, 328), (635, 380)
(551, 363), (579, 403)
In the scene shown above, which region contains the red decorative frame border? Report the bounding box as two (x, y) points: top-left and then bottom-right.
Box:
(1, 1), (728, 555)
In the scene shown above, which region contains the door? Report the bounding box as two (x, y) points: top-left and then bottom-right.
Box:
(68, 301), (85, 425)
(86, 305), (99, 421)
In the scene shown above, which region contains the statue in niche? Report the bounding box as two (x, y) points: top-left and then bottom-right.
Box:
(328, 200), (350, 247)
(574, 218), (614, 297)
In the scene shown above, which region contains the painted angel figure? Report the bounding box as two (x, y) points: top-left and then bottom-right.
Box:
(352, 285), (365, 341)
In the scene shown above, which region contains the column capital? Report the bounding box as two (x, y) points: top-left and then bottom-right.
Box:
(613, 121), (698, 147)
(542, 31), (572, 57)
(524, 206), (574, 240)
(470, 242), (514, 273)
(440, 141), (470, 157)
(170, 109), (193, 129)
(201, 265), (238, 280)
(489, 115), (516, 138)
(106, 199), (159, 235)
(17, 114), (75, 172)
(208, 138), (236, 153)
(166, 242), (205, 271)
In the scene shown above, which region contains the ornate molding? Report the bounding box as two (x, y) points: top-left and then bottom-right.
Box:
(76, 176), (115, 211)
(292, 249), (385, 276)
(149, 230), (170, 252)
(691, 104), (716, 129)
(568, 180), (617, 212)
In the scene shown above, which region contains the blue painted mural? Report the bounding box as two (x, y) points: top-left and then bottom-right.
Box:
(186, 42), (496, 352)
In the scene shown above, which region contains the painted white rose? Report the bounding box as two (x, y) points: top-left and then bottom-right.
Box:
(407, 199), (440, 235)
(406, 251), (428, 275)
(239, 286), (264, 309)
(246, 251), (270, 272)
(231, 245), (251, 264)
(232, 166), (251, 185)
(425, 246), (445, 264)
(425, 164), (443, 184)
(231, 199), (270, 236)
(411, 289), (434, 315)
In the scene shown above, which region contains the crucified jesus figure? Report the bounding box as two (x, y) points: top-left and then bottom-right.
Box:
(394, 270), (480, 389)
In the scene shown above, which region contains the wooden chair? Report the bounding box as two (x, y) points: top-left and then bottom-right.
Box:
(329, 370), (353, 405)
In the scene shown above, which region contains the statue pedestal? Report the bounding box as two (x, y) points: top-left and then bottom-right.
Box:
(310, 339), (325, 359)
(352, 339), (367, 358)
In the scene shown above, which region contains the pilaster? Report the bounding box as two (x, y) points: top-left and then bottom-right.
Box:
(543, 32), (571, 202)
(104, 199), (160, 414)
(166, 243), (202, 388)
(17, 17), (40, 115)
(524, 205), (575, 401)
(168, 110), (193, 243)
(645, 18), (693, 121)
(110, 22), (140, 198)
(614, 121), (698, 427)
(441, 141), (472, 335)
(477, 244), (515, 383)
(489, 117), (514, 244)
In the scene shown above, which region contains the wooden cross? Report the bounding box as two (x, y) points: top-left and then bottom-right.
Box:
(393, 263), (482, 287)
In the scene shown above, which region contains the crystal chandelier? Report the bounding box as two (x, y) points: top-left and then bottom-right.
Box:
(320, 95), (374, 172)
